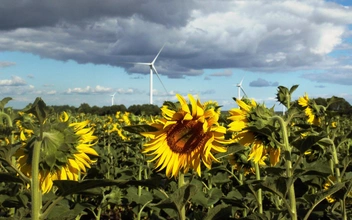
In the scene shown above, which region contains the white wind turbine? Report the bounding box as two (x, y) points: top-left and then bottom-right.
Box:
(110, 92), (116, 106)
(129, 44), (168, 104)
(236, 76), (247, 100)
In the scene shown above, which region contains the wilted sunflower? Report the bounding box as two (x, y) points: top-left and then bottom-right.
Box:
(298, 93), (321, 126)
(141, 94), (228, 178)
(228, 99), (280, 166)
(16, 115), (99, 194)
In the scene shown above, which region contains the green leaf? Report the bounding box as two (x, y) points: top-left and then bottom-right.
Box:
(54, 178), (163, 196)
(289, 85), (299, 95)
(46, 199), (88, 220)
(171, 184), (198, 212)
(212, 172), (231, 185)
(204, 203), (232, 220)
(256, 177), (285, 198)
(303, 182), (344, 205)
(126, 186), (153, 205)
(216, 143), (245, 159)
(0, 173), (24, 184)
(206, 188), (223, 207)
(1, 193), (30, 208)
(122, 124), (158, 134)
(25, 97), (49, 124)
(152, 184), (198, 219)
(0, 142), (22, 162)
(191, 191), (208, 207)
(0, 97), (12, 111)
(291, 134), (324, 154)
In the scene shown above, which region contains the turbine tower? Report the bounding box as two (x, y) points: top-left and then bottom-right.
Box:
(130, 44), (168, 104)
(110, 92), (116, 106)
(236, 76), (247, 100)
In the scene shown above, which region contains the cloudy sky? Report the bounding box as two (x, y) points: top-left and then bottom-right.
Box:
(0, 0), (351, 111)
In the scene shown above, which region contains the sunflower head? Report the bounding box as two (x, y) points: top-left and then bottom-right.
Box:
(59, 111), (69, 122)
(16, 115), (99, 194)
(228, 98), (279, 165)
(141, 94), (229, 178)
(298, 93), (326, 126)
(229, 152), (254, 176)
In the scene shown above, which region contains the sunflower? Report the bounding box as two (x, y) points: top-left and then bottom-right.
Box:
(108, 123), (128, 140)
(228, 153), (255, 176)
(141, 94), (228, 178)
(298, 93), (321, 126)
(16, 115), (99, 194)
(228, 99), (279, 165)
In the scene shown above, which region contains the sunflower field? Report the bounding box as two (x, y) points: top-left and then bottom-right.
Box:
(0, 85), (352, 220)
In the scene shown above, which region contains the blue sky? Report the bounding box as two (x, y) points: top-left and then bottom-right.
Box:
(0, 0), (352, 111)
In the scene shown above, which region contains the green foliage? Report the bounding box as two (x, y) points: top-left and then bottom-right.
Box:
(1, 89), (352, 219)
(0, 97), (12, 112)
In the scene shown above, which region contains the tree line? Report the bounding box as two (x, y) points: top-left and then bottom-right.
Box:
(49, 103), (161, 116)
(8, 96), (352, 117)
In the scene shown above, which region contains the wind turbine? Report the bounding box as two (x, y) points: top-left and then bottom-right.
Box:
(110, 92), (116, 106)
(236, 76), (247, 100)
(129, 44), (168, 104)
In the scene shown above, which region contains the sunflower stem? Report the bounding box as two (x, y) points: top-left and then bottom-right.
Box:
(321, 138), (341, 182)
(31, 139), (43, 220)
(271, 115), (297, 220)
(238, 172), (247, 217)
(254, 162), (263, 214)
(178, 172), (186, 220)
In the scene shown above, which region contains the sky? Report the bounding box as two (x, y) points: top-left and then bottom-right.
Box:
(0, 0), (352, 111)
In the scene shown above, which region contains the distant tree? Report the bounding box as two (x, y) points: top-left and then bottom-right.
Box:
(91, 105), (100, 115)
(127, 104), (161, 116)
(127, 104), (141, 115)
(78, 103), (91, 114)
(141, 104), (161, 115)
(314, 96), (351, 114)
(327, 96), (351, 112)
(111, 104), (127, 113)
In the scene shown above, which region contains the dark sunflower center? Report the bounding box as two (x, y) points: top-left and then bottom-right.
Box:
(166, 120), (211, 154)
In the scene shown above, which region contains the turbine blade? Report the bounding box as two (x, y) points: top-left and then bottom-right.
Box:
(152, 43), (166, 64)
(152, 65), (168, 95)
(240, 86), (248, 98)
(127, 62), (151, 66)
(239, 76), (245, 86)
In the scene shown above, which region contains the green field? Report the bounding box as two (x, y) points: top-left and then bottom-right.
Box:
(1, 85), (352, 220)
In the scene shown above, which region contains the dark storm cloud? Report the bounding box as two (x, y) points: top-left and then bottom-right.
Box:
(249, 78), (279, 87)
(0, 0), (196, 30)
(0, 1), (351, 81)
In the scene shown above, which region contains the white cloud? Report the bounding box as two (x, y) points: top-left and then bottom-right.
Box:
(0, 61), (16, 68)
(47, 90), (57, 95)
(117, 88), (142, 95)
(210, 69), (233, 77)
(65, 85), (113, 94)
(0, 76), (26, 86)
